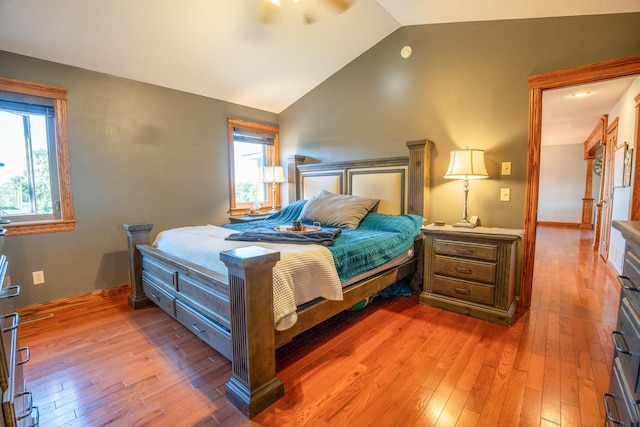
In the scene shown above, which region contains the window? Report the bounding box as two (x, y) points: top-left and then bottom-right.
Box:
(227, 119), (280, 215)
(0, 77), (74, 236)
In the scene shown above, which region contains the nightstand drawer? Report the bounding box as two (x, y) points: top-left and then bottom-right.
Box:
(433, 276), (495, 305)
(434, 255), (496, 283)
(434, 239), (497, 261)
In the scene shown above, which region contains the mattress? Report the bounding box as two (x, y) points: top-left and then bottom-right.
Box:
(154, 225), (341, 331)
(154, 202), (423, 330)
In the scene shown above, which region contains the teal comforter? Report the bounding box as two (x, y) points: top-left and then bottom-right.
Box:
(224, 200), (423, 282)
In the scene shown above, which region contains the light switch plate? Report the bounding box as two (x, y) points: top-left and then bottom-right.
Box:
(32, 270), (45, 285)
(501, 162), (512, 175)
(500, 188), (511, 201)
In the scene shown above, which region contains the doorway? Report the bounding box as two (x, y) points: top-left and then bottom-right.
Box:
(521, 55), (640, 308)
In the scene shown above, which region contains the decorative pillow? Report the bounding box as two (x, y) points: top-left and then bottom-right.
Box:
(298, 189), (379, 230)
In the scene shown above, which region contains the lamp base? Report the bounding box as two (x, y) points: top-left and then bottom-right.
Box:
(452, 221), (476, 228)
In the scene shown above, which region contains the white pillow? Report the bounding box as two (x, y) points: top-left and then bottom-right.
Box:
(299, 189), (379, 230)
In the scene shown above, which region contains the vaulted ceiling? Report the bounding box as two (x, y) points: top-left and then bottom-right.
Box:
(1, 0), (639, 144)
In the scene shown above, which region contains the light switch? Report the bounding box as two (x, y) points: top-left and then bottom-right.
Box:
(500, 188), (511, 201)
(501, 162), (512, 175)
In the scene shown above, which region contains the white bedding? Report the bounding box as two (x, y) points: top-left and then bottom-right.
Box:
(153, 225), (343, 330)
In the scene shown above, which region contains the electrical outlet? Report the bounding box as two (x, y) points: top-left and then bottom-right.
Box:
(501, 162), (512, 175)
(500, 188), (511, 201)
(32, 270), (45, 285)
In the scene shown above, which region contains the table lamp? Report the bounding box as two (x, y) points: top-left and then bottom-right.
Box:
(262, 165), (286, 213)
(444, 148), (489, 228)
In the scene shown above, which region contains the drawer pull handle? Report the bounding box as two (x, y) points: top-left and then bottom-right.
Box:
(192, 323), (206, 334)
(15, 391), (33, 421)
(456, 248), (474, 255)
(150, 292), (161, 302)
(617, 275), (639, 292)
(16, 346), (31, 366)
(610, 331), (631, 355)
(454, 287), (471, 295)
(1, 312), (19, 332)
(455, 267), (473, 274)
(28, 406), (39, 427)
(603, 393), (624, 425)
(0, 285), (20, 299)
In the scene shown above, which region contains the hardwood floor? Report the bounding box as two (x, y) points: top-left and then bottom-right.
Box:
(16, 225), (619, 426)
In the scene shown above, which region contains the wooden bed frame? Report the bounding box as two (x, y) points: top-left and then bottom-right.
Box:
(122, 140), (433, 417)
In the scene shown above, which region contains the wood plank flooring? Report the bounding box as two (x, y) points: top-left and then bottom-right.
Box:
(16, 226), (619, 426)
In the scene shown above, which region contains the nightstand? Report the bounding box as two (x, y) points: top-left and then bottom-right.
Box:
(228, 214), (270, 224)
(420, 225), (522, 326)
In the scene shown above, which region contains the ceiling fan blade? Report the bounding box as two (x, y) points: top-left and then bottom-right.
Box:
(319, 0), (354, 13)
(256, 0), (354, 26)
(257, 0), (280, 24)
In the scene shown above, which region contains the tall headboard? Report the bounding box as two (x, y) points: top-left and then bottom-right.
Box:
(287, 140), (433, 219)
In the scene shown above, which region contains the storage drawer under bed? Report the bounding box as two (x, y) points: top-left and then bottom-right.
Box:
(176, 274), (230, 330)
(175, 300), (231, 360)
(142, 256), (177, 291)
(142, 279), (176, 317)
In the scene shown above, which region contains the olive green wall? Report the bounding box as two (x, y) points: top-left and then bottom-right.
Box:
(279, 13), (640, 228)
(2, 13), (640, 308)
(0, 50), (277, 307)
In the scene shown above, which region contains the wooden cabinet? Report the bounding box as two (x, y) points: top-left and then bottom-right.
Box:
(420, 226), (520, 326)
(0, 255), (37, 427)
(604, 221), (640, 426)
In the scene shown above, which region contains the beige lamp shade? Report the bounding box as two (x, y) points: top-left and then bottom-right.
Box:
(444, 149), (489, 180)
(262, 166), (286, 183)
(443, 148), (488, 228)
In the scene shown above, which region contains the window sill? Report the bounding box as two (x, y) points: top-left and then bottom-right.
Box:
(3, 219), (76, 236)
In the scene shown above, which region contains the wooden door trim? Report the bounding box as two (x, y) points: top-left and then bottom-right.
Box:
(599, 118), (619, 261)
(584, 115), (608, 245)
(632, 92), (640, 220)
(522, 55), (640, 309)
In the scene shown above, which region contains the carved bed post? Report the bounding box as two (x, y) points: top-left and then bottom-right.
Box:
(220, 246), (284, 418)
(406, 140), (433, 293)
(406, 139), (434, 220)
(287, 154), (306, 203)
(122, 223), (154, 309)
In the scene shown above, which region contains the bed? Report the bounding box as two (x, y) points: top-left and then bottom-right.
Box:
(122, 139), (433, 417)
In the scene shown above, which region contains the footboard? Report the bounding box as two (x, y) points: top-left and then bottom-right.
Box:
(122, 223), (284, 417)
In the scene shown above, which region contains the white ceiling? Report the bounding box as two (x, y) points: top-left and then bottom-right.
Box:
(1, 0), (639, 143)
(542, 76), (638, 146)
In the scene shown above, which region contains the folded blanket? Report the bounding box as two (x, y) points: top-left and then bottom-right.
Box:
(225, 226), (341, 246)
